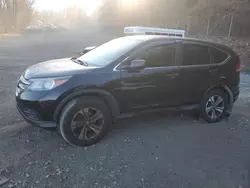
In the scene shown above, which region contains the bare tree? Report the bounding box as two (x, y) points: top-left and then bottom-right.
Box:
(0, 0), (36, 32)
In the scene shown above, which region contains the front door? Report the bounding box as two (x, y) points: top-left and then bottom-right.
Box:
(118, 43), (181, 112)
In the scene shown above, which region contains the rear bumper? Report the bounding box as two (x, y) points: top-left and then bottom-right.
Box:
(224, 85), (239, 116)
(233, 92), (239, 102)
(230, 84), (239, 100)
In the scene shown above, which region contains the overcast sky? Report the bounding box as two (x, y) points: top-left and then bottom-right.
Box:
(34, 0), (102, 11)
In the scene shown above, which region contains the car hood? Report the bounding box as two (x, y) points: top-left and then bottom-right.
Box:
(24, 58), (97, 79)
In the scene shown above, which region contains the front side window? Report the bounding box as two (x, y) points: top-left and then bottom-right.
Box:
(182, 44), (210, 66)
(133, 45), (176, 68)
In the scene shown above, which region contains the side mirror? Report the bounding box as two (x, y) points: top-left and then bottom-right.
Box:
(128, 59), (146, 70)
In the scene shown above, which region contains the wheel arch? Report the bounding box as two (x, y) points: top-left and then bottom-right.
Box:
(204, 85), (234, 114)
(53, 89), (121, 124)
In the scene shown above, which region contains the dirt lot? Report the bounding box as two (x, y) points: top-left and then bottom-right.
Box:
(0, 30), (249, 188)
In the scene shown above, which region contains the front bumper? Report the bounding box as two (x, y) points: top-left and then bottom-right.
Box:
(16, 88), (58, 128)
(15, 75), (60, 128)
(16, 103), (57, 128)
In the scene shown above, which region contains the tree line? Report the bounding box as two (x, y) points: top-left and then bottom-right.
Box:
(97, 0), (250, 37)
(0, 0), (36, 32)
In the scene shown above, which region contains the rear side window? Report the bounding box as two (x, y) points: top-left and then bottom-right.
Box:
(210, 47), (229, 64)
(182, 44), (210, 66)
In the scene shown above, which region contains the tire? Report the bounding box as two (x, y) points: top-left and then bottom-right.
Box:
(59, 96), (112, 147)
(200, 89), (229, 123)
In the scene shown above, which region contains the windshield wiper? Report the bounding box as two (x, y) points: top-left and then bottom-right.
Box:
(76, 59), (88, 66)
(71, 58), (88, 66)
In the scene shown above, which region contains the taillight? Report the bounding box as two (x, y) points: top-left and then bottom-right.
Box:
(236, 56), (241, 72)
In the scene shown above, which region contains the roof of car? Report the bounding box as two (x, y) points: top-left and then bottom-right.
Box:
(121, 35), (230, 50)
(121, 35), (175, 41)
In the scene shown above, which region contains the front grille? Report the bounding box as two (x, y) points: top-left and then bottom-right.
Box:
(20, 75), (31, 85)
(18, 76), (31, 90)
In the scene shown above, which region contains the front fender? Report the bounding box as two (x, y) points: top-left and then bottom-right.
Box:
(53, 89), (120, 123)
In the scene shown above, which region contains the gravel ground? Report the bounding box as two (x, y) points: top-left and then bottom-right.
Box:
(0, 30), (249, 188)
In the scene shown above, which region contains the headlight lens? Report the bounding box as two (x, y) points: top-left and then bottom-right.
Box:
(28, 77), (70, 91)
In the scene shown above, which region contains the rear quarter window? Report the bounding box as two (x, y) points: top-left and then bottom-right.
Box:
(209, 47), (229, 64)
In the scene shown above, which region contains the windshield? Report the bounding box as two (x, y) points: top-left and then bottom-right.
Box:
(77, 38), (142, 66)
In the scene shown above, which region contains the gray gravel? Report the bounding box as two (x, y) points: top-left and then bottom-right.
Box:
(0, 29), (249, 188)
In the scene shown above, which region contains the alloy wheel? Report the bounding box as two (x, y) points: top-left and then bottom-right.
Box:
(205, 95), (225, 120)
(70, 107), (105, 140)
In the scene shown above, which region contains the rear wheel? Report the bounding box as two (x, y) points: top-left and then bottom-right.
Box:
(59, 97), (112, 146)
(200, 89), (229, 123)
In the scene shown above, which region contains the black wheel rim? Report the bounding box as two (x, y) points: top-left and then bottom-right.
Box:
(70, 107), (105, 140)
(205, 95), (225, 120)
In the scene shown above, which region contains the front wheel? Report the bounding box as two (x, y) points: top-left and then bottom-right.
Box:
(59, 97), (112, 147)
(200, 89), (229, 123)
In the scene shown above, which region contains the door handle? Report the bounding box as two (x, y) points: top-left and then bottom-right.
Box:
(165, 73), (179, 79)
(209, 68), (218, 73)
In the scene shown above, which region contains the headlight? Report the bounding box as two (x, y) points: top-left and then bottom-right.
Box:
(28, 77), (71, 91)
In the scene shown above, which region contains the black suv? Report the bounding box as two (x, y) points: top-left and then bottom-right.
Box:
(16, 36), (240, 146)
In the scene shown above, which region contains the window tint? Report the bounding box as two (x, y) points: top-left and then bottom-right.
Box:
(134, 45), (175, 67)
(210, 47), (228, 64)
(182, 44), (210, 66)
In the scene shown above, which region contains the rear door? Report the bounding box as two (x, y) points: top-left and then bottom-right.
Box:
(178, 42), (217, 105)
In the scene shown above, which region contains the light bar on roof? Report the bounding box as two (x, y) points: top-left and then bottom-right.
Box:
(124, 26), (185, 37)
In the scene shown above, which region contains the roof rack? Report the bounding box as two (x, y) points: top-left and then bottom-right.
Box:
(124, 26), (185, 37)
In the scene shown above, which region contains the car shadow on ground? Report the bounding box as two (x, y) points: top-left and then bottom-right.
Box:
(6, 108), (235, 152)
(33, 109), (221, 142)
(113, 109), (200, 129)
